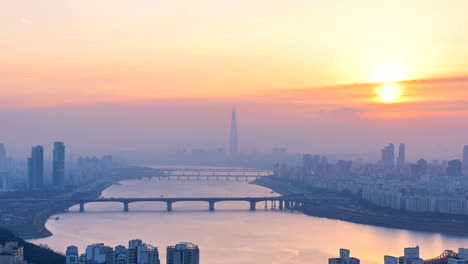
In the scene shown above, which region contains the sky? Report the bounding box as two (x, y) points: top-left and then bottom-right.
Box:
(1, 0), (468, 160)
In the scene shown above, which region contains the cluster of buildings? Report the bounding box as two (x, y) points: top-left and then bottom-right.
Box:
(379, 143), (466, 178)
(27, 142), (65, 189)
(0, 142), (66, 191)
(0, 142), (122, 192)
(70, 155), (115, 186)
(274, 144), (468, 216)
(66, 241), (199, 264)
(330, 246), (468, 264)
(0, 241), (25, 264)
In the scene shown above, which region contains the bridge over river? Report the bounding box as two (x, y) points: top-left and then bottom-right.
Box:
(152, 167), (273, 181)
(3, 195), (317, 213)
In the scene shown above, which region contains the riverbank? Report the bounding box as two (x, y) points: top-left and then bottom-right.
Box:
(255, 176), (468, 237)
(0, 166), (162, 239)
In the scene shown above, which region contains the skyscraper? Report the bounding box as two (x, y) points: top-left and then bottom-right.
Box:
(127, 239), (160, 264)
(53, 142), (66, 186)
(381, 143), (395, 167)
(0, 144), (7, 191)
(447, 159), (462, 177)
(28, 145), (44, 189)
(166, 242), (199, 264)
(463, 145), (468, 174)
(0, 143), (7, 172)
(229, 108), (238, 157)
(85, 243), (114, 263)
(397, 143), (405, 168)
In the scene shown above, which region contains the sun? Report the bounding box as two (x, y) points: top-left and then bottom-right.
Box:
(369, 61), (407, 103)
(369, 62), (407, 83)
(376, 83), (403, 103)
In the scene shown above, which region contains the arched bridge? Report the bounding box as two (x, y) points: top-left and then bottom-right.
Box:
(3, 196), (305, 213)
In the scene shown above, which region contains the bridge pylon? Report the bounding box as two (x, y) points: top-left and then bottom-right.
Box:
(250, 201), (256, 211)
(166, 201), (173, 212)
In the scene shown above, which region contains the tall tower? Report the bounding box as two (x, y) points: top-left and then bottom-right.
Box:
(463, 145), (468, 175)
(28, 145), (44, 189)
(397, 143), (405, 167)
(381, 143), (395, 167)
(53, 142), (66, 186)
(0, 143), (7, 171)
(229, 108), (238, 157)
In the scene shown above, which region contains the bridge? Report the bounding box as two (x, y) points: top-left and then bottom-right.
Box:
(424, 250), (459, 264)
(152, 167), (273, 181)
(2, 196), (304, 213)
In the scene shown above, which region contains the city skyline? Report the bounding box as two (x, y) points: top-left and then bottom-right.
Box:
(0, 108), (468, 161)
(2, 139), (468, 164)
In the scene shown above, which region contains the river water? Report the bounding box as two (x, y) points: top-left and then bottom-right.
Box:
(30, 172), (468, 264)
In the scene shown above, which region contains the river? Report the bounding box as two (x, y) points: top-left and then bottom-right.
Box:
(30, 170), (468, 264)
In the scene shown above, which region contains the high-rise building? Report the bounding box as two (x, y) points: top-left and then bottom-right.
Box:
(128, 239), (160, 264)
(463, 145), (468, 175)
(381, 144), (395, 168)
(398, 246), (424, 264)
(448, 248), (468, 263)
(397, 143), (405, 168)
(303, 154), (314, 173)
(166, 242), (199, 264)
(329, 249), (360, 264)
(85, 243), (114, 263)
(0, 144), (8, 191)
(447, 160), (462, 177)
(0, 143), (7, 172)
(28, 145), (44, 189)
(0, 241), (25, 264)
(66, 246), (79, 264)
(411, 159), (428, 178)
(128, 239), (143, 264)
(53, 142), (66, 186)
(114, 245), (129, 264)
(229, 108), (238, 157)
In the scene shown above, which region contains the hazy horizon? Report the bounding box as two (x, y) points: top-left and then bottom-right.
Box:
(1, 102), (466, 161)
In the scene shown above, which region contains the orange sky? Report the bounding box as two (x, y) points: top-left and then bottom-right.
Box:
(2, 1), (468, 156)
(2, 0), (468, 114)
